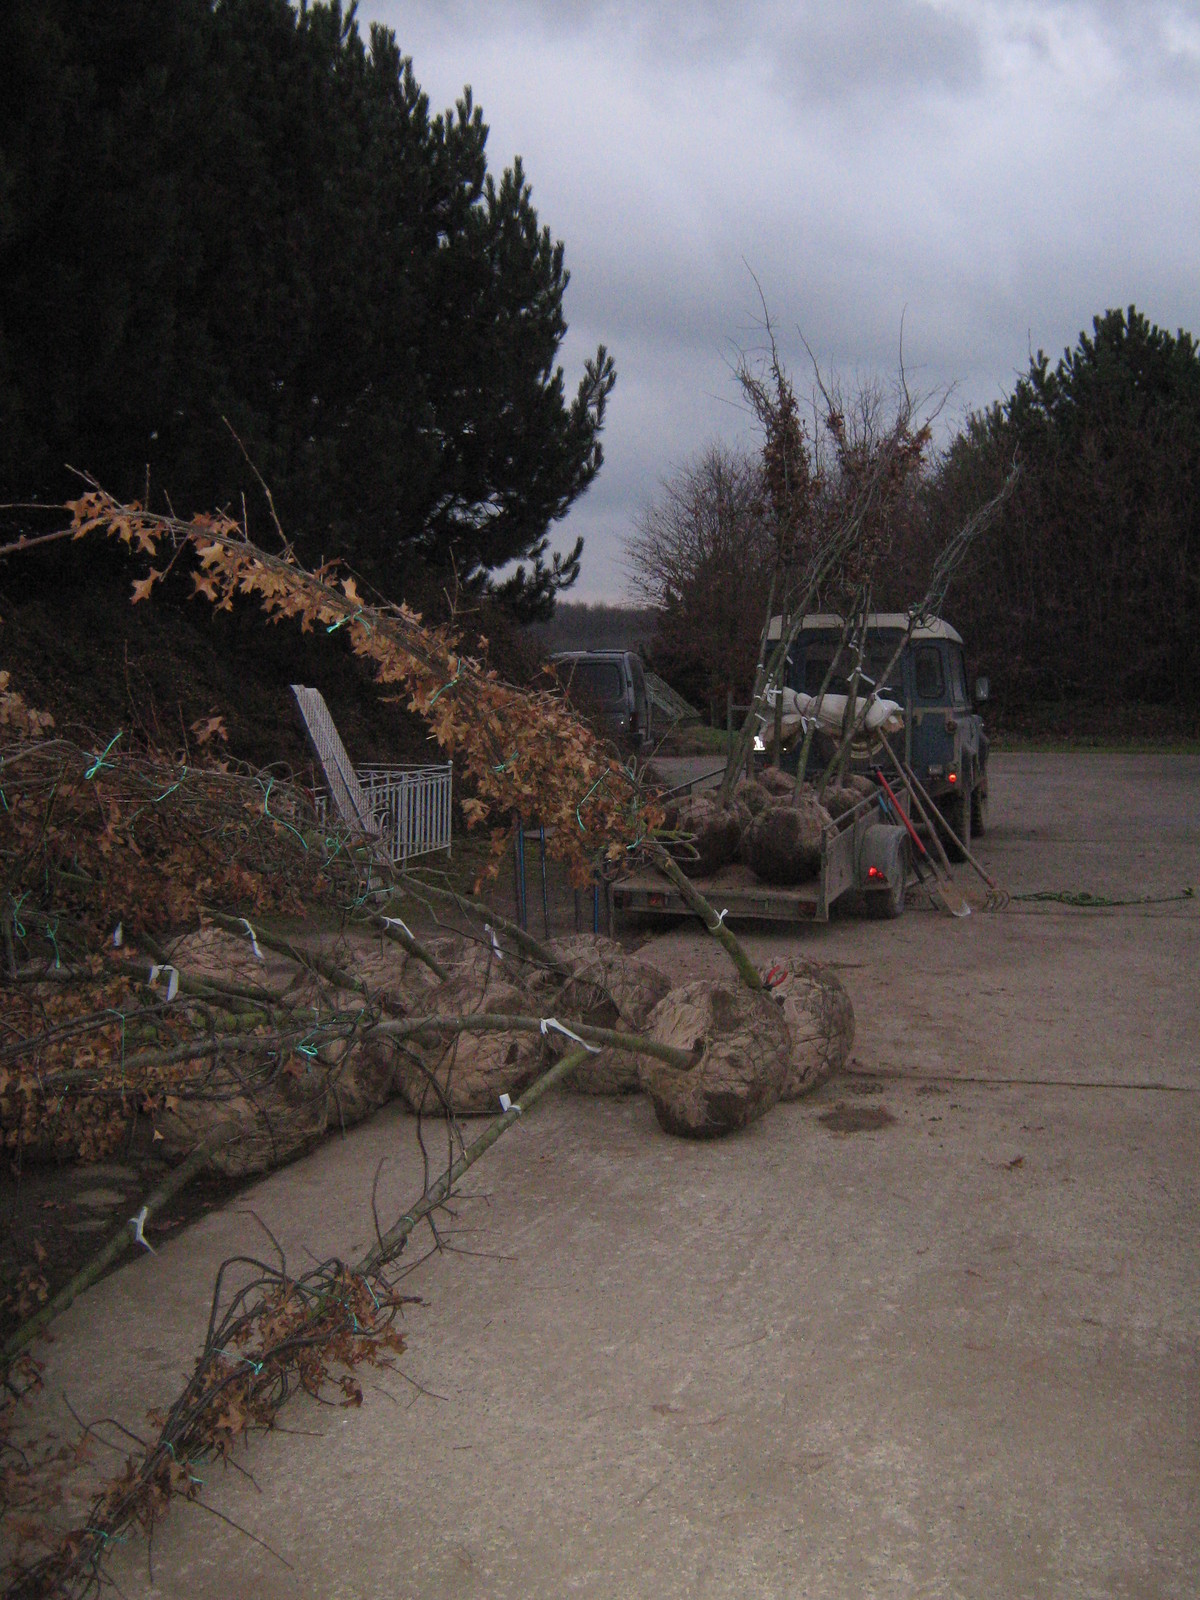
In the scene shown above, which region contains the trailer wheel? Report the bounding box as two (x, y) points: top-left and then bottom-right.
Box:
(860, 825), (907, 919)
(865, 866), (906, 919)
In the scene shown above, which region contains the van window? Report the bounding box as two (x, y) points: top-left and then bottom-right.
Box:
(949, 646), (967, 704)
(914, 645), (945, 701)
(802, 633), (904, 699)
(569, 660), (623, 703)
(629, 656), (646, 695)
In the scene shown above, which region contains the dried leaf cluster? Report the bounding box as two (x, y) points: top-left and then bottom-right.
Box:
(5, 1264), (408, 1596)
(67, 489), (662, 885)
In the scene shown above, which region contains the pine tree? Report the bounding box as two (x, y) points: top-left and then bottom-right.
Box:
(0, 0), (614, 617)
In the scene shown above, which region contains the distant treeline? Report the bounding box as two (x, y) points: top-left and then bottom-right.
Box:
(0, 0), (613, 619)
(527, 602), (657, 654)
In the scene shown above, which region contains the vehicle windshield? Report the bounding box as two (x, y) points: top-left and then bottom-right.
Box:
(564, 660), (623, 703)
(799, 631), (905, 701)
(912, 645), (943, 700)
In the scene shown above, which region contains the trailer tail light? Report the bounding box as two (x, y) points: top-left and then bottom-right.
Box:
(947, 770), (958, 784)
(867, 865), (884, 880)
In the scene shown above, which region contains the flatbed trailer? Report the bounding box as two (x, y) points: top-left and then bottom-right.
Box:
(613, 795), (909, 924)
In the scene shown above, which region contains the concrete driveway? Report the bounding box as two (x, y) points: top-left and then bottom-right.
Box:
(28, 754), (1200, 1598)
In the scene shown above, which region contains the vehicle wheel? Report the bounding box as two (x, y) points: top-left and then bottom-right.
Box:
(970, 784), (988, 837)
(941, 785), (971, 862)
(861, 826), (908, 919)
(865, 854), (907, 919)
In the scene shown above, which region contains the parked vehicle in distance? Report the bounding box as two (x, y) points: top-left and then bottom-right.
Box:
(551, 649), (652, 748)
(772, 612), (990, 856)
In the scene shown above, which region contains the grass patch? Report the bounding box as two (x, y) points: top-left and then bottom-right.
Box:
(987, 699), (1200, 753)
(992, 735), (1200, 754)
(652, 723), (730, 756)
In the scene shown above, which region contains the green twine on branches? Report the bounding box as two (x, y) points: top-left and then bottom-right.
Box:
(84, 732), (122, 779)
(1011, 886), (1194, 908)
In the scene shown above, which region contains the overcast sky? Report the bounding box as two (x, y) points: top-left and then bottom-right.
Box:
(364, 1), (1200, 602)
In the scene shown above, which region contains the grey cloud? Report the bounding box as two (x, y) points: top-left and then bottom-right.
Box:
(364, 0), (1200, 600)
(391, 0), (984, 98)
(770, 1), (984, 101)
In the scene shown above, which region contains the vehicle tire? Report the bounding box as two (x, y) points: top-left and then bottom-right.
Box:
(865, 858), (907, 919)
(860, 825), (907, 919)
(970, 784), (988, 837)
(941, 785), (971, 862)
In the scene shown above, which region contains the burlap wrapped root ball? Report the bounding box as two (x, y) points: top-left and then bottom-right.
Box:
(742, 794), (832, 885)
(353, 939), (444, 1008)
(735, 777), (772, 817)
(822, 773), (877, 822)
(425, 933), (514, 988)
(153, 1059), (329, 1178)
(662, 794), (743, 877)
(167, 924), (299, 998)
(322, 1036), (397, 1129)
(393, 974), (549, 1116)
(533, 935), (670, 1095)
(821, 783), (861, 822)
(636, 980), (791, 1138)
(763, 956), (855, 1097)
(153, 1030), (404, 1177)
(756, 765), (797, 799)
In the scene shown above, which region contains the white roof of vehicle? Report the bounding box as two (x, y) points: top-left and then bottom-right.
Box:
(550, 649), (630, 660)
(767, 612), (963, 645)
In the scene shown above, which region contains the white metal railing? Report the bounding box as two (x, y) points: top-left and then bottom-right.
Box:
(310, 762), (453, 865)
(357, 764), (453, 864)
(292, 685), (452, 865)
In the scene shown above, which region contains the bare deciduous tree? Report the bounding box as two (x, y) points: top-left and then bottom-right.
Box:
(624, 444), (774, 721)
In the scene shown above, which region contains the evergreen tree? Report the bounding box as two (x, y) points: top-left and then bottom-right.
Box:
(919, 307), (1200, 704)
(0, 0), (614, 617)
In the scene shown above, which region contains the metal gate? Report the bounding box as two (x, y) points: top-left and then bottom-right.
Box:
(291, 685), (452, 864)
(357, 764), (453, 864)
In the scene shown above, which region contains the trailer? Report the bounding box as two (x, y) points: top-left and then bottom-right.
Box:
(613, 790), (909, 924)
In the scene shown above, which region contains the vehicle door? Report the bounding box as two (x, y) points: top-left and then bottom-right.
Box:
(628, 654), (650, 745)
(946, 641), (984, 786)
(907, 641), (954, 790)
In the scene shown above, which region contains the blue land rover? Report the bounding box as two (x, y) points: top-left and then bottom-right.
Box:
(775, 612), (989, 856)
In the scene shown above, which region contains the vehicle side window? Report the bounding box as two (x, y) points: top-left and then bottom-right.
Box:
(914, 645), (945, 701)
(949, 647), (967, 704)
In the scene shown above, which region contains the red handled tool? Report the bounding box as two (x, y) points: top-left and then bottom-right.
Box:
(874, 768), (928, 858)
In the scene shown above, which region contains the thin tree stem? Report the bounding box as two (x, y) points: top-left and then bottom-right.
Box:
(645, 843), (762, 991)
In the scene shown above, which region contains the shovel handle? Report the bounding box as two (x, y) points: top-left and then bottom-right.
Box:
(874, 769), (928, 857)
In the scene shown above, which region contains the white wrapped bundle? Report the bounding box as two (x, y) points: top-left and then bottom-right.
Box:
(771, 686), (904, 743)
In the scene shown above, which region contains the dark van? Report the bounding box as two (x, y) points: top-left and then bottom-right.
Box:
(551, 650), (652, 749)
(773, 612), (989, 854)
